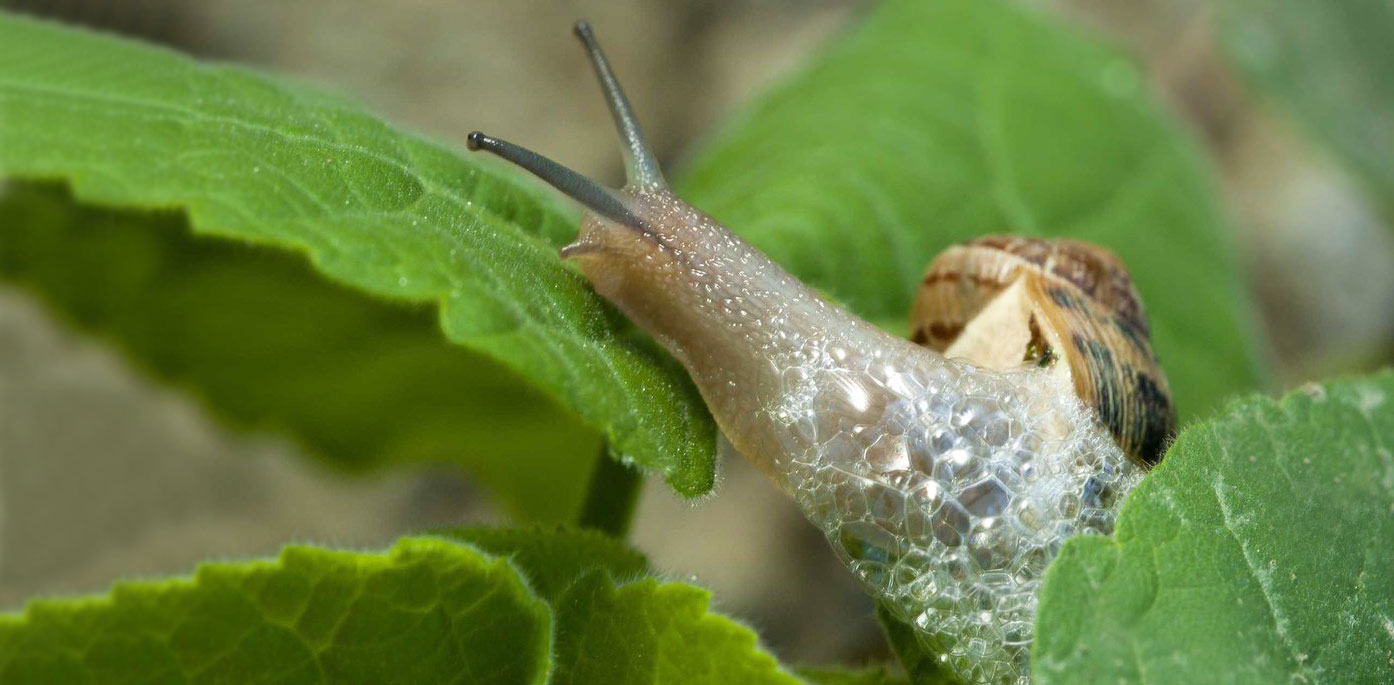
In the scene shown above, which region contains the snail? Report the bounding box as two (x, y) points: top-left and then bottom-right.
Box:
(466, 21), (1175, 685)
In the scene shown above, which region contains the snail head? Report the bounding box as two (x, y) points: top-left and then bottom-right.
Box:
(467, 21), (778, 352)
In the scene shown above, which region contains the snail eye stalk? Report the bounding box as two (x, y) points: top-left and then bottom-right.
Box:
(465, 131), (645, 232)
(573, 20), (666, 190)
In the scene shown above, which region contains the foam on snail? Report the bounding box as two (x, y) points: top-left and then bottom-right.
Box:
(467, 21), (1171, 684)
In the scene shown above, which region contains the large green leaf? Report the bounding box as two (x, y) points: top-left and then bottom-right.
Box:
(1212, 0), (1394, 215)
(0, 12), (715, 500)
(0, 182), (598, 522)
(446, 527), (797, 683)
(0, 531), (799, 684)
(444, 526), (798, 685)
(551, 572), (800, 685)
(0, 538), (553, 684)
(435, 525), (649, 601)
(1033, 370), (1394, 682)
(679, 0), (1266, 420)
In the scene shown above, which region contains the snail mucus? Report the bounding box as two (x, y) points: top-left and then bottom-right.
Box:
(467, 21), (1176, 684)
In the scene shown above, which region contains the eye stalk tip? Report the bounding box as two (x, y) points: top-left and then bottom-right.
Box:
(573, 20), (593, 40)
(465, 131), (488, 151)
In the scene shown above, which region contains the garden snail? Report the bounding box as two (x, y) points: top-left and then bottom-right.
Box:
(467, 21), (1175, 685)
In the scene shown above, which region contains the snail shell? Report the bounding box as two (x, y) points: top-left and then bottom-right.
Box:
(467, 22), (1163, 685)
(911, 236), (1176, 467)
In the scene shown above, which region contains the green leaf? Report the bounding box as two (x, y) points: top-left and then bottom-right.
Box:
(0, 12), (716, 499)
(797, 664), (911, 685)
(551, 571), (800, 685)
(434, 525), (649, 601)
(679, 0), (1266, 420)
(443, 526), (795, 685)
(1211, 0), (1394, 215)
(0, 537), (553, 684)
(0, 531), (800, 684)
(1033, 370), (1394, 682)
(0, 182), (599, 522)
(875, 604), (959, 685)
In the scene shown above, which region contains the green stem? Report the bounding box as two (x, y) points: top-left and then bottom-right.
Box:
(577, 443), (644, 537)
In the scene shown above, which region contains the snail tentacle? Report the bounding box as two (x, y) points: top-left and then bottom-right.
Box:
(465, 130), (650, 236)
(574, 20), (666, 191)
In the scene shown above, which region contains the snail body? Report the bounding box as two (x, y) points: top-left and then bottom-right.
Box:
(467, 22), (1169, 684)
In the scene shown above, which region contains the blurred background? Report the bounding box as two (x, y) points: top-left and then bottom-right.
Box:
(1, 0), (1391, 670)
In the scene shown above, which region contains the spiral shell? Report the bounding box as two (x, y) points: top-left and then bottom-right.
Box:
(911, 236), (1176, 467)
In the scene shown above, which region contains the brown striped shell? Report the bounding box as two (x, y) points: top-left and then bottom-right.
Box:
(910, 236), (1176, 468)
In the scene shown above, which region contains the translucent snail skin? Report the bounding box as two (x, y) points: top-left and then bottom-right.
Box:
(468, 22), (1173, 684)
